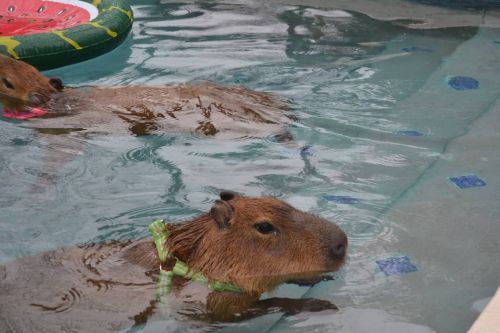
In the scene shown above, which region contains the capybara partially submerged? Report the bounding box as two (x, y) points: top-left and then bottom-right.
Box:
(0, 54), (293, 138)
(0, 192), (347, 332)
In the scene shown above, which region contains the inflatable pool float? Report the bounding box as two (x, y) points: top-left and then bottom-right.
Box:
(0, 0), (133, 70)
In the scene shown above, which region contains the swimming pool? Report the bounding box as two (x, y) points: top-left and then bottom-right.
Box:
(1, 1), (499, 332)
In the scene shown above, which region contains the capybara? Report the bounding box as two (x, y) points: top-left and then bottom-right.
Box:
(0, 54), (301, 191)
(0, 192), (347, 332)
(0, 54), (294, 138)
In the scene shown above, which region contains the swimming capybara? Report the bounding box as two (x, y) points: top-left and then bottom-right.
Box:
(1, 54), (301, 190)
(0, 54), (294, 138)
(0, 192), (347, 332)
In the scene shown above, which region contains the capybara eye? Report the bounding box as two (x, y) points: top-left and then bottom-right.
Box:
(254, 222), (276, 234)
(2, 78), (14, 90)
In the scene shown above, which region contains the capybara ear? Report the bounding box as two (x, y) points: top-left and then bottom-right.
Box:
(49, 77), (64, 91)
(210, 199), (234, 229)
(219, 191), (238, 201)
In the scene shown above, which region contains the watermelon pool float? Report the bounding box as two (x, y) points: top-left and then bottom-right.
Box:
(0, 0), (133, 70)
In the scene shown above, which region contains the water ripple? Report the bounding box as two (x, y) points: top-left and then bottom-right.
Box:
(30, 287), (82, 314)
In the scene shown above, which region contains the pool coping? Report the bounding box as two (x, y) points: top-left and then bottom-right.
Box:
(269, 0), (500, 29)
(468, 287), (500, 333)
(179, 0), (500, 29)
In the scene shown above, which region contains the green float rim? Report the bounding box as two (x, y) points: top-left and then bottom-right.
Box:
(0, 0), (133, 70)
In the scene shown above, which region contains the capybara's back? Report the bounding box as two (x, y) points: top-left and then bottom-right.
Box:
(1, 54), (294, 139)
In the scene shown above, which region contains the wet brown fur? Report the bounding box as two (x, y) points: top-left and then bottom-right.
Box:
(0, 54), (293, 139)
(0, 54), (56, 110)
(127, 194), (347, 297)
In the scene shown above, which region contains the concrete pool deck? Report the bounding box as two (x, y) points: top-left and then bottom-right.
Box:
(197, 0), (500, 28)
(270, 0), (500, 29)
(468, 287), (500, 333)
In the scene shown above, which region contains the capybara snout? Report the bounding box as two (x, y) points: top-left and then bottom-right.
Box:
(323, 223), (348, 263)
(167, 191), (347, 295)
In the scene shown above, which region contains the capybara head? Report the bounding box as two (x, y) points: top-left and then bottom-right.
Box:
(0, 54), (63, 111)
(166, 192), (348, 296)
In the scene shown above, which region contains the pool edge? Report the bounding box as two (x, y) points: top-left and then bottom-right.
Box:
(468, 287), (500, 333)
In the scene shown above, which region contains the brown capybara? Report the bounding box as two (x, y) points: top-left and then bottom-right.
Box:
(0, 192), (347, 332)
(0, 54), (300, 191)
(0, 54), (294, 138)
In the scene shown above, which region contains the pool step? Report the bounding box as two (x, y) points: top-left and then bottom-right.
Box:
(268, 25), (500, 333)
(468, 287), (500, 333)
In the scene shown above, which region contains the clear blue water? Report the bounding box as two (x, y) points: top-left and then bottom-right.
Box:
(1, 1), (500, 333)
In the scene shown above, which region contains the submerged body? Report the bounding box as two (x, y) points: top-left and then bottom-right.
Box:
(0, 54), (293, 139)
(0, 192), (347, 332)
(32, 83), (293, 138)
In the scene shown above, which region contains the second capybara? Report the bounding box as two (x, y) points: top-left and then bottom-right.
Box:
(0, 191), (347, 332)
(0, 54), (294, 139)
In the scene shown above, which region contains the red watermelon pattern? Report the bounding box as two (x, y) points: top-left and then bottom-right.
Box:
(0, 0), (96, 36)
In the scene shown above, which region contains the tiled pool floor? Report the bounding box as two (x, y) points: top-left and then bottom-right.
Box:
(268, 25), (500, 333)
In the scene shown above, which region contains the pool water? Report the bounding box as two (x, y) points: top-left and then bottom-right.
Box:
(1, 1), (499, 332)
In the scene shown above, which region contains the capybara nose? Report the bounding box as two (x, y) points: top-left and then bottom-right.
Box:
(329, 232), (348, 259)
(28, 92), (47, 106)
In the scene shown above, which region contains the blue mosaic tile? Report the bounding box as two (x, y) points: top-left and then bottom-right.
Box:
(401, 46), (433, 53)
(323, 195), (360, 204)
(448, 76), (479, 90)
(376, 256), (417, 276)
(449, 175), (486, 189)
(397, 130), (423, 137)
